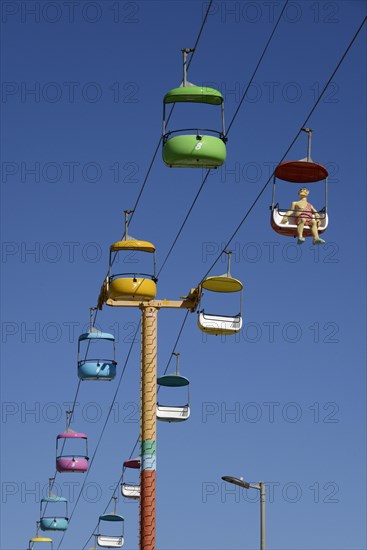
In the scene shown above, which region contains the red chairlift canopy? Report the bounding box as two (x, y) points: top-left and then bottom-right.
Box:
(274, 160), (328, 183)
(123, 458), (140, 469)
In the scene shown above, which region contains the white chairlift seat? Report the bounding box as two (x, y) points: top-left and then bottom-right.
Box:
(198, 252), (244, 336)
(272, 207), (328, 234)
(156, 366), (190, 423)
(156, 404), (190, 422)
(121, 483), (140, 499)
(198, 311), (242, 335)
(97, 512), (124, 549)
(270, 130), (330, 238)
(97, 535), (124, 548)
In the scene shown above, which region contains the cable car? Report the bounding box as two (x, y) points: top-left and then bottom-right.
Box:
(162, 48), (227, 168)
(28, 537), (53, 550)
(106, 211), (157, 302)
(96, 498), (124, 548)
(56, 411), (89, 473)
(121, 458), (140, 499)
(271, 128), (329, 237)
(157, 352), (190, 422)
(198, 251), (243, 335)
(40, 479), (69, 532)
(78, 325), (117, 381)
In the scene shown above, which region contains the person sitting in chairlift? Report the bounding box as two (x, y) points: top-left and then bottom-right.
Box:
(281, 187), (326, 245)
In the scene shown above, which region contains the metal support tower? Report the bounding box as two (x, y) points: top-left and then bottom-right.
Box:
(140, 304), (158, 549)
(98, 287), (200, 550)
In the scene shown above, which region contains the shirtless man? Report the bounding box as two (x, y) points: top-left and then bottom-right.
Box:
(281, 187), (326, 245)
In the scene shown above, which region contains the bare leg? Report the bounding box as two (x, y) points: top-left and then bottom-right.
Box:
(297, 219), (305, 243)
(297, 219), (305, 238)
(310, 220), (319, 240)
(311, 220), (326, 244)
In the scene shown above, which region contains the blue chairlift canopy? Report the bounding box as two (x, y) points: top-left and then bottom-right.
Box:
(78, 331), (115, 342)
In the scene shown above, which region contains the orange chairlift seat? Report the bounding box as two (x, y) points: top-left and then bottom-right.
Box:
(271, 128), (329, 237)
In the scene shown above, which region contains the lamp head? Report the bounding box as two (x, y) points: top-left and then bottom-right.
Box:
(222, 476), (250, 489)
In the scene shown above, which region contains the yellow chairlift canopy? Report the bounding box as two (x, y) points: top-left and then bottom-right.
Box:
(110, 240), (155, 253)
(202, 275), (243, 293)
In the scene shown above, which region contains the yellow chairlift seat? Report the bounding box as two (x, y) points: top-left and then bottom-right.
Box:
(107, 213), (157, 302)
(108, 277), (157, 301)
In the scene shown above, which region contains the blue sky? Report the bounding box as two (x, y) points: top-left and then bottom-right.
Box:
(1, 1), (366, 549)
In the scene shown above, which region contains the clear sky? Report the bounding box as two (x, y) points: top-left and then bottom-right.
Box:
(1, 1), (366, 549)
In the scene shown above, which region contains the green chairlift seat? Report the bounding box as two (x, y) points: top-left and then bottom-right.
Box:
(162, 82), (227, 168)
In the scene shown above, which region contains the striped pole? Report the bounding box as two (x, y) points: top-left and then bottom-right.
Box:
(139, 305), (157, 550)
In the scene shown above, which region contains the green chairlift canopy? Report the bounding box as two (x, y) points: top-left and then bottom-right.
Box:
(164, 86), (223, 105)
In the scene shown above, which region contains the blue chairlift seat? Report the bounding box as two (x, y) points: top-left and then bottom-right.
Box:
(78, 331), (117, 381)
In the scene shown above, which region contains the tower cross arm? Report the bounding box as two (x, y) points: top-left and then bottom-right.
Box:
(103, 286), (202, 311)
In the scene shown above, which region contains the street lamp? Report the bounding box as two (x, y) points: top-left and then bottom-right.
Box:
(221, 475), (266, 550)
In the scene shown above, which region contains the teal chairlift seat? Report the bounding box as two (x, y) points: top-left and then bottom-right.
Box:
(39, 478), (69, 532)
(40, 497), (68, 532)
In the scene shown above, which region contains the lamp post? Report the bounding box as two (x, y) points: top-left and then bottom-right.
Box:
(222, 475), (266, 550)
